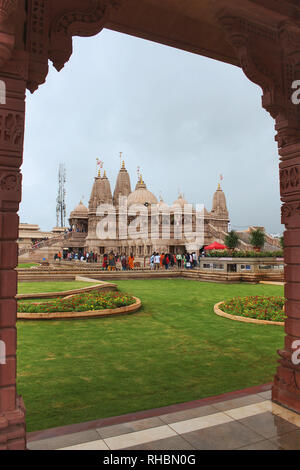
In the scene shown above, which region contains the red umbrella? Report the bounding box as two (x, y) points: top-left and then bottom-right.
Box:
(204, 241), (227, 250)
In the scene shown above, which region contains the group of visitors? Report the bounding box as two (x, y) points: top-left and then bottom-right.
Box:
(102, 252), (135, 271)
(67, 226), (87, 233)
(31, 237), (49, 249)
(53, 249), (206, 268)
(54, 250), (98, 262)
(149, 252), (201, 270)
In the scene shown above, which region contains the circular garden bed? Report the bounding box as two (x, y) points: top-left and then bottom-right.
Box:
(214, 295), (286, 326)
(18, 291), (141, 320)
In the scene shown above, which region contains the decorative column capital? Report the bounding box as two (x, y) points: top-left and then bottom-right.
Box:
(49, 0), (122, 72)
(0, 0), (19, 67)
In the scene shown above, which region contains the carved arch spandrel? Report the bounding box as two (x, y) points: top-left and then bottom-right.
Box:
(49, 0), (122, 72)
(216, 8), (300, 148)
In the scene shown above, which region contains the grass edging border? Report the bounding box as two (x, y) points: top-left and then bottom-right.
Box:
(16, 279), (117, 300)
(214, 301), (284, 326)
(17, 297), (142, 320)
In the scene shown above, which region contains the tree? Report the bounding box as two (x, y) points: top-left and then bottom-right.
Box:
(280, 235), (284, 249)
(249, 228), (265, 251)
(224, 230), (239, 251)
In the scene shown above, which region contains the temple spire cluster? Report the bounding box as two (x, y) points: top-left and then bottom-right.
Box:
(72, 159), (230, 255)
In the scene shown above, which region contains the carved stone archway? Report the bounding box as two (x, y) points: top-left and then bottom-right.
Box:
(1, 0), (300, 450)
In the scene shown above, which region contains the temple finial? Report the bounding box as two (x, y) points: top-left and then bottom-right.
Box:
(218, 174), (223, 190)
(96, 158), (103, 177)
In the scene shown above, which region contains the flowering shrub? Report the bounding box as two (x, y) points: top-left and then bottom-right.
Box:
(18, 291), (136, 314)
(206, 250), (283, 258)
(221, 295), (286, 322)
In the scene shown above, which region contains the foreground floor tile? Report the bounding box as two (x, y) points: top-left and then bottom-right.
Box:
(180, 420), (265, 450)
(96, 417), (165, 439)
(212, 394), (265, 412)
(27, 429), (101, 451)
(237, 440), (282, 450)
(159, 405), (220, 425)
(270, 430), (300, 450)
(59, 440), (109, 450)
(238, 412), (298, 439)
(124, 435), (196, 450)
(104, 425), (177, 450)
(224, 401), (272, 420)
(168, 411), (232, 434)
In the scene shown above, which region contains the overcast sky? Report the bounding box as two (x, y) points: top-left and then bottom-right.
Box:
(20, 29), (282, 235)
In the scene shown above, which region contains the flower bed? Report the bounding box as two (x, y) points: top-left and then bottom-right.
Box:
(216, 295), (286, 324)
(18, 291), (136, 314)
(205, 249), (283, 258)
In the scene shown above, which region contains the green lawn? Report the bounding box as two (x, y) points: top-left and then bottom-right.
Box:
(18, 263), (40, 269)
(18, 281), (100, 295)
(17, 279), (284, 432)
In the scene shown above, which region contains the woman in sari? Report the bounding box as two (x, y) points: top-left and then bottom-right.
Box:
(128, 253), (135, 270)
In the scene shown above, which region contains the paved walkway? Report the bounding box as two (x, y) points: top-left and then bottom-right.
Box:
(27, 385), (300, 450)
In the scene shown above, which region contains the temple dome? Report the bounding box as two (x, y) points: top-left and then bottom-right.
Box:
(70, 201), (88, 219)
(158, 197), (169, 212)
(173, 194), (188, 208)
(127, 176), (158, 206)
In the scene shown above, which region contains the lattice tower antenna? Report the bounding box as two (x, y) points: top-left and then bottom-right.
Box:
(56, 163), (67, 227)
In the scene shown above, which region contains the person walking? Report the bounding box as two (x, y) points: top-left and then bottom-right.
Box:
(150, 253), (155, 270)
(163, 253), (170, 270)
(170, 254), (175, 269)
(185, 252), (190, 269)
(128, 253), (135, 270)
(160, 253), (164, 269)
(108, 251), (116, 271)
(121, 253), (127, 271)
(116, 255), (122, 271)
(154, 252), (160, 270)
(176, 253), (182, 268)
(102, 253), (108, 270)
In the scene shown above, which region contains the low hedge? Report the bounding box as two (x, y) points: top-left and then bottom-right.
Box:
(205, 250), (283, 258)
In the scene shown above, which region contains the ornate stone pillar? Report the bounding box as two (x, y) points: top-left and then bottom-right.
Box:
(217, 10), (300, 413)
(0, 50), (27, 449)
(273, 128), (300, 412)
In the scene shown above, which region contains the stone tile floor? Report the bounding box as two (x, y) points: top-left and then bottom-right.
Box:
(27, 389), (300, 450)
